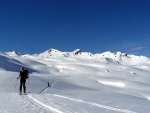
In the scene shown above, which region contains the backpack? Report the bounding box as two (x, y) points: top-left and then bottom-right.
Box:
(24, 69), (29, 79)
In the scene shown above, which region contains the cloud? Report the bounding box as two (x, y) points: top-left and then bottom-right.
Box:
(129, 46), (146, 52)
(107, 41), (150, 57)
(123, 43), (150, 57)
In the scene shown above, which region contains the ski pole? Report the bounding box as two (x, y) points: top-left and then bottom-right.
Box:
(28, 79), (29, 85)
(28, 79), (30, 93)
(15, 79), (18, 88)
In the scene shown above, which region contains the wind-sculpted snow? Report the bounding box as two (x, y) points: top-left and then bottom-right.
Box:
(0, 53), (39, 72)
(98, 80), (125, 88)
(0, 50), (150, 113)
(0, 52), (23, 71)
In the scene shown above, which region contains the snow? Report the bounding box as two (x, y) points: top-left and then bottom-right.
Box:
(98, 80), (125, 88)
(0, 49), (150, 113)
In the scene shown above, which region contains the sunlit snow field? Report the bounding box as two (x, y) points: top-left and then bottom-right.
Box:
(0, 49), (150, 113)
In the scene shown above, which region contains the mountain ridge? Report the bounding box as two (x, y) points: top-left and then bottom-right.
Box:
(4, 48), (150, 58)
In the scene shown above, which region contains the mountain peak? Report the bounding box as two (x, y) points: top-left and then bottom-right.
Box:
(73, 49), (82, 55)
(47, 48), (60, 53)
(6, 50), (20, 56)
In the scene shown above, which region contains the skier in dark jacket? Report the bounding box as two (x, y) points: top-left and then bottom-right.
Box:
(17, 67), (29, 95)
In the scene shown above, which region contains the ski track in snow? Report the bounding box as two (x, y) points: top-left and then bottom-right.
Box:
(39, 80), (56, 94)
(26, 94), (64, 113)
(21, 80), (63, 113)
(23, 92), (137, 113)
(34, 81), (137, 113)
(52, 94), (137, 113)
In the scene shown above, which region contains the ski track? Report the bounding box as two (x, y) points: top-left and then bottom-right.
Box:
(35, 81), (137, 113)
(21, 80), (64, 113)
(25, 94), (64, 113)
(52, 94), (137, 113)
(39, 80), (56, 94)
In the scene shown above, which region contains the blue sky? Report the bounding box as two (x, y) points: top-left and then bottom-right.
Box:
(0, 0), (150, 57)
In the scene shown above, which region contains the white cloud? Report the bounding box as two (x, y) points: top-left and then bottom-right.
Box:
(108, 41), (150, 56)
(129, 46), (146, 52)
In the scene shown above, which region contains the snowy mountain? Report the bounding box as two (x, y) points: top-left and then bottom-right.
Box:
(36, 49), (150, 65)
(0, 49), (150, 113)
(6, 50), (20, 56)
(38, 48), (93, 58)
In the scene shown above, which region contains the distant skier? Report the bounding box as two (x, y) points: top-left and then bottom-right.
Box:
(17, 67), (29, 95)
(47, 82), (50, 87)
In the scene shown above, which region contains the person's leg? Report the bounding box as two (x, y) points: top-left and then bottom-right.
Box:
(23, 80), (26, 94)
(20, 81), (22, 94)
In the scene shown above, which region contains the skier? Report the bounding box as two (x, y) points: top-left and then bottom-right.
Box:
(47, 82), (50, 87)
(17, 67), (29, 95)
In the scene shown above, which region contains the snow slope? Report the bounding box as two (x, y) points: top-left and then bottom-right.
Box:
(0, 49), (150, 113)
